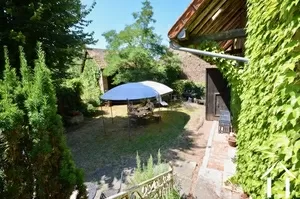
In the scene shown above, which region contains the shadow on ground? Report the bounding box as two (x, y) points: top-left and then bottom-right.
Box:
(66, 105), (202, 196)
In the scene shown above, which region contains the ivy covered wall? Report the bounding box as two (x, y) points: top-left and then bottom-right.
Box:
(193, 41), (243, 129)
(193, 0), (299, 198)
(236, 0), (300, 198)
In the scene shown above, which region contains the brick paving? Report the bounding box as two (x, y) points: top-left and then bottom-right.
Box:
(206, 132), (230, 172)
(196, 121), (241, 199)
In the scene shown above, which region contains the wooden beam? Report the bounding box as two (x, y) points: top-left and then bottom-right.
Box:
(225, 48), (243, 55)
(180, 28), (245, 45)
(224, 40), (234, 51)
(219, 9), (245, 31)
(201, 0), (245, 34)
(191, 0), (228, 35)
(186, 0), (214, 33)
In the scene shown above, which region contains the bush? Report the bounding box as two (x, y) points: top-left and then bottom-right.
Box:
(60, 57), (102, 118)
(172, 80), (205, 99)
(57, 78), (84, 116)
(164, 188), (181, 199)
(128, 150), (170, 186)
(127, 150), (182, 199)
(0, 45), (87, 198)
(79, 58), (101, 106)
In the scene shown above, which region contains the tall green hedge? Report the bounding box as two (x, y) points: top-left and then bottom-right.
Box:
(0, 44), (87, 198)
(236, 1), (300, 198)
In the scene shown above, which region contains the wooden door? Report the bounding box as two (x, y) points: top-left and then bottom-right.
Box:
(206, 68), (230, 121)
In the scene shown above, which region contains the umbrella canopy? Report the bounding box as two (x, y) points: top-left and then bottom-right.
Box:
(140, 81), (173, 95)
(100, 82), (159, 101)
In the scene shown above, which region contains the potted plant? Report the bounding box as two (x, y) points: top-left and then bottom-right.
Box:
(228, 132), (237, 147)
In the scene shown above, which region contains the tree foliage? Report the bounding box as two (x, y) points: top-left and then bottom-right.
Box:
(66, 58), (101, 106)
(0, 0), (96, 80)
(102, 0), (181, 86)
(58, 57), (101, 117)
(0, 44), (86, 198)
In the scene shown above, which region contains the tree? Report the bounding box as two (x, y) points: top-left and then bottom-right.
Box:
(102, 0), (181, 86)
(0, 44), (87, 198)
(0, 0), (96, 80)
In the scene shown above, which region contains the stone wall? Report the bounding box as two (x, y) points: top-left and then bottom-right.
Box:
(171, 49), (216, 85)
(98, 70), (108, 93)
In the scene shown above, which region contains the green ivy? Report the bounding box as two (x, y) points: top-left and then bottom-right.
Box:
(193, 41), (243, 129)
(236, 0), (300, 198)
(193, 0), (300, 197)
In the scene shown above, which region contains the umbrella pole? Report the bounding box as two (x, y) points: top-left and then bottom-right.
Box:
(170, 93), (173, 111)
(100, 104), (106, 135)
(110, 101), (114, 124)
(127, 99), (131, 140)
(158, 97), (161, 113)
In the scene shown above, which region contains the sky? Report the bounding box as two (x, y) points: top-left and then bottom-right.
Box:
(81, 0), (191, 49)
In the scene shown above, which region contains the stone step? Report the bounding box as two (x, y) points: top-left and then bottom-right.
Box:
(224, 160), (236, 176)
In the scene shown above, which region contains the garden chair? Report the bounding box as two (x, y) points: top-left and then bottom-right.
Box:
(218, 110), (232, 134)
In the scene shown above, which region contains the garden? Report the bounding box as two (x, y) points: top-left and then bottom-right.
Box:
(66, 102), (203, 196)
(0, 0), (299, 198)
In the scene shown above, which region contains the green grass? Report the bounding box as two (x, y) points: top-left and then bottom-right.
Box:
(66, 105), (195, 181)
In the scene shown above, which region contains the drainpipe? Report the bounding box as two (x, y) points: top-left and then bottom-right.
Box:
(169, 41), (249, 63)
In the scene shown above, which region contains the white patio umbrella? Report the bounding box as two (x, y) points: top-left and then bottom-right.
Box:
(139, 81), (173, 106)
(100, 82), (159, 101)
(100, 82), (160, 138)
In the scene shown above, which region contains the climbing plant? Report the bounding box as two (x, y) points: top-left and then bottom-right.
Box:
(193, 0), (300, 198)
(192, 41), (243, 129)
(235, 0), (300, 198)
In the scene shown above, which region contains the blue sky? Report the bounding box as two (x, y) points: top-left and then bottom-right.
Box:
(81, 0), (191, 49)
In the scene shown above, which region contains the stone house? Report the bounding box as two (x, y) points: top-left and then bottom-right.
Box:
(168, 0), (246, 120)
(83, 47), (214, 93)
(170, 49), (215, 85)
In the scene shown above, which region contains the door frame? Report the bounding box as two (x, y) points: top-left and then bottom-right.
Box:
(214, 92), (221, 117)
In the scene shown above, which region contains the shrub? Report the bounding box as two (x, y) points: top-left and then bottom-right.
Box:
(79, 59), (101, 106)
(62, 57), (101, 117)
(164, 188), (181, 199)
(172, 80), (205, 99)
(57, 78), (84, 116)
(129, 150), (170, 186)
(0, 44), (87, 198)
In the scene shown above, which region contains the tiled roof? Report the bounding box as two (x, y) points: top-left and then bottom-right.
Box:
(86, 48), (107, 69)
(168, 0), (247, 49)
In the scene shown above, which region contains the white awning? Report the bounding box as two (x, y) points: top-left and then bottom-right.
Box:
(100, 82), (159, 101)
(139, 81), (173, 96)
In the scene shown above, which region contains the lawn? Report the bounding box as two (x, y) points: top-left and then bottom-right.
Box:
(66, 103), (202, 186)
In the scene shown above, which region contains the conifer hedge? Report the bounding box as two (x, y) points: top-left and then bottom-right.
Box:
(0, 44), (86, 198)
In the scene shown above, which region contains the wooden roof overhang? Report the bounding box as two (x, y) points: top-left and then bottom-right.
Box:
(168, 0), (247, 53)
